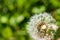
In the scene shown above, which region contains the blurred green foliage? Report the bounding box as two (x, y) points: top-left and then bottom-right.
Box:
(0, 0), (60, 40)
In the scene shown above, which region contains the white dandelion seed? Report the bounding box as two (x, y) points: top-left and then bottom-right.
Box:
(27, 12), (58, 40)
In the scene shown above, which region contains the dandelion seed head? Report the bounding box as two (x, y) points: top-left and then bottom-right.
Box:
(27, 12), (58, 40)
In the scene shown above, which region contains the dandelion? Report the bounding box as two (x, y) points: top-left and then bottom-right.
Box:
(27, 12), (58, 40)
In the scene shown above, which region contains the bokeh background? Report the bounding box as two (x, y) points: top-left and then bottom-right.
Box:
(0, 0), (60, 40)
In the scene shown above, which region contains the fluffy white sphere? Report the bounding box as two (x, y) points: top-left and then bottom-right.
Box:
(27, 12), (58, 40)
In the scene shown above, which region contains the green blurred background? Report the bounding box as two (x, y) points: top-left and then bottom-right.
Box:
(0, 0), (60, 40)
